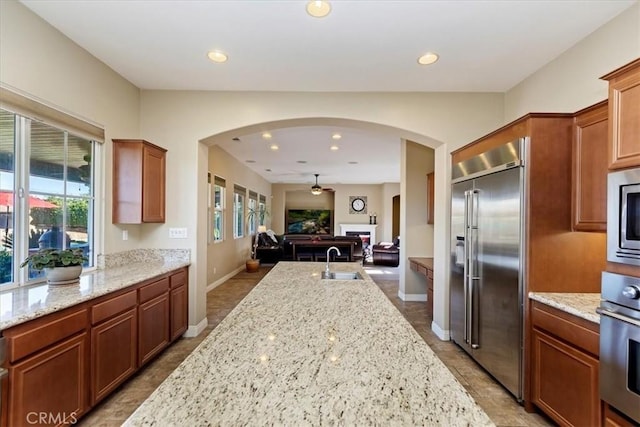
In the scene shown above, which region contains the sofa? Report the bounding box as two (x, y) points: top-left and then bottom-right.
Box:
(255, 233), (363, 264)
(371, 238), (400, 267)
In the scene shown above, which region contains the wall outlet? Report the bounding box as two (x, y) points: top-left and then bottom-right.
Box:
(122, 230), (128, 240)
(169, 227), (188, 239)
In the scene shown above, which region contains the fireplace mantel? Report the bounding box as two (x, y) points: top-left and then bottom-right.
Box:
(339, 224), (378, 246)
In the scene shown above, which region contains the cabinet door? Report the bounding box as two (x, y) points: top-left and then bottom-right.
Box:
(142, 144), (166, 223)
(572, 101), (608, 231)
(8, 333), (88, 427)
(138, 293), (170, 366)
(170, 285), (188, 341)
(532, 329), (600, 427)
(91, 307), (137, 405)
(603, 59), (640, 170)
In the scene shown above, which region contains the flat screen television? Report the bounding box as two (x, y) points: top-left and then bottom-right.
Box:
(286, 209), (332, 234)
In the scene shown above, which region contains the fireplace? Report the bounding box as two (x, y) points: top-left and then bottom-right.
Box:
(340, 224), (378, 262)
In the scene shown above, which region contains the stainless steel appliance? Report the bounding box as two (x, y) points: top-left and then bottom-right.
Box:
(450, 139), (524, 400)
(598, 271), (640, 423)
(607, 168), (640, 266)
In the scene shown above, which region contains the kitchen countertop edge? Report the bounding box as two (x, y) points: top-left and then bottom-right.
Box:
(528, 292), (601, 324)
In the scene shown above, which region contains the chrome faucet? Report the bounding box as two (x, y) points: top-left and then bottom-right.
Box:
(325, 246), (341, 276)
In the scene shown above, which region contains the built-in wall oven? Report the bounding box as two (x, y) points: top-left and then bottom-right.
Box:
(598, 272), (640, 424)
(608, 168), (640, 266)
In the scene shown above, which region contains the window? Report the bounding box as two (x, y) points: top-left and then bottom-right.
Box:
(213, 176), (225, 242)
(259, 194), (267, 227)
(0, 107), (99, 288)
(248, 190), (258, 235)
(233, 185), (246, 239)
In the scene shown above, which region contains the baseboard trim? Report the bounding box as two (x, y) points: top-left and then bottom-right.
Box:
(184, 317), (208, 338)
(431, 321), (450, 341)
(206, 265), (245, 292)
(397, 291), (427, 302)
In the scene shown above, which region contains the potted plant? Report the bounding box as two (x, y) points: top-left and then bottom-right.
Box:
(245, 206), (269, 273)
(20, 248), (87, 285)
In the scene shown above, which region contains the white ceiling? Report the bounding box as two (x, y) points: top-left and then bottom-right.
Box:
(20, 0), (636, 185)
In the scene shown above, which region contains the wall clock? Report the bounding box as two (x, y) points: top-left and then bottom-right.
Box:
(349, 196), (367, 214)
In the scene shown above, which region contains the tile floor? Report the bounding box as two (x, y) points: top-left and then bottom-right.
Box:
(79, 265), (552, 426)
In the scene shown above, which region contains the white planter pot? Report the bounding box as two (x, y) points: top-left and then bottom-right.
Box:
(44, 265), (82, 285)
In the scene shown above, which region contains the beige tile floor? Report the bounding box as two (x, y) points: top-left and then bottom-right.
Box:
(79, 265), (552, 426)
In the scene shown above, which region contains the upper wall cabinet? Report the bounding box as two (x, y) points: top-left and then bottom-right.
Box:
(572, 101), (608, 232)
(112, 139), (167, 224)
(601, 58), (640, 170)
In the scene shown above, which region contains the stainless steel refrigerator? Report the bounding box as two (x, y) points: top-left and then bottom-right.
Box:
(450, 139), (525, 401)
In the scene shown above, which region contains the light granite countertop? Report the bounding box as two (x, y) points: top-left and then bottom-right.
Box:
(124, 261), (493, 427)
(0, 249), (190, 331)
(528, 292), (601, 324)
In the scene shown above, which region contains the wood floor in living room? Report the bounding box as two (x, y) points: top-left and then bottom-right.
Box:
(79, 265), (552, 426)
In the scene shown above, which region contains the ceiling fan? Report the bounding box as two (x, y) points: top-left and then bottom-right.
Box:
(311, 174), (334, 195)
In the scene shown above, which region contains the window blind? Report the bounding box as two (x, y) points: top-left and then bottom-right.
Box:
(249, 190), (258, 200)
(214, 176), (226, 187)
(0, 84), (105, 142)
(234, 185), (246, 195)
(259, 194), (266, 204)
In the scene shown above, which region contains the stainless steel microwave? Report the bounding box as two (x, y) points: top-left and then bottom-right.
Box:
(608, 168), (640, 266)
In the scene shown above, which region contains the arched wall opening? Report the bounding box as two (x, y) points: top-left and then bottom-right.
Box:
(200, 116), (446, 338)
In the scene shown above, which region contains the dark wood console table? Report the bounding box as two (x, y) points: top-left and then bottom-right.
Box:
(292, 240), (355, 262)
(408, 257), (434, 318)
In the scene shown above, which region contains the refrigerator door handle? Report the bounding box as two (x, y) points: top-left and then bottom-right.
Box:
(463, 190), (471, 343)
(469, 190), (480, 349)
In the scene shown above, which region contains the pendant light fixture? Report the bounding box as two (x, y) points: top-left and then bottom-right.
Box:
(311, 174), (323, 195)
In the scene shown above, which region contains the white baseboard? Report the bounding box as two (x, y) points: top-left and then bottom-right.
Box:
(397, 291), (427, 302)
(431, 321), (450, 341)
(206, 265), (245, 292)
(184, 317), (208, 338)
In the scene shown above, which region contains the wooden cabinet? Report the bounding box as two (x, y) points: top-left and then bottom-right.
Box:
(1, 267), (188, 426)
(572, 101), (608, 232)
(90, 289), (138, 405)
(601, 58), (640, 170)
(530, 301), (600, 427)
(604, 403), (637, 427)
(138, 278), (170, 366)
(408, 257), (434, 318)
(112, 139), (167, 224)
(426, 172), (434, 225)
(3, 306), (89, 427)
(170, 269), (188, 341)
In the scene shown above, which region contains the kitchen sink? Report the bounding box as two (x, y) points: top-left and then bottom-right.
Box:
(321, 271), (364, 280)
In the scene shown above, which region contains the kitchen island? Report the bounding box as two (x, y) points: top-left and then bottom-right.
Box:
(124, 262), (493, 426)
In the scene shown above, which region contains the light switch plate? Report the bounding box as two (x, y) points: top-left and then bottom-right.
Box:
(169, 227), (188, 239)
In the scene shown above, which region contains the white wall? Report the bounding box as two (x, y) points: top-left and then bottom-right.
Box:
(399, 140), (434, 301)
(505, 2), (640, 122)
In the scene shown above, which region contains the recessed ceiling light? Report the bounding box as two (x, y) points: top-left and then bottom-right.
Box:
(232, 137), (240, 141)
(330, 145), (339, 151)
(246, 160), (256, 163)
(348, 161), (358, 164)
(297, 160), (307, 164)
(262, 132), (272, 140)
(417, 52), (439, 65)
(332, 133), (341, 140)
(265, 168), (272, 172)
(306, 0), (331, 18)
(207, 50), (228, 63)
(270, 144), (279, 151)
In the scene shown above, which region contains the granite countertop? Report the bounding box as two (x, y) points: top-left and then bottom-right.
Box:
(0, 249), (190, 331)
(528, 292), (601, 324)
(124, 261), (493, 426)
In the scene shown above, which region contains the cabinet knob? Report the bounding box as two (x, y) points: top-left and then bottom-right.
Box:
(622, 285), (640, 300)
